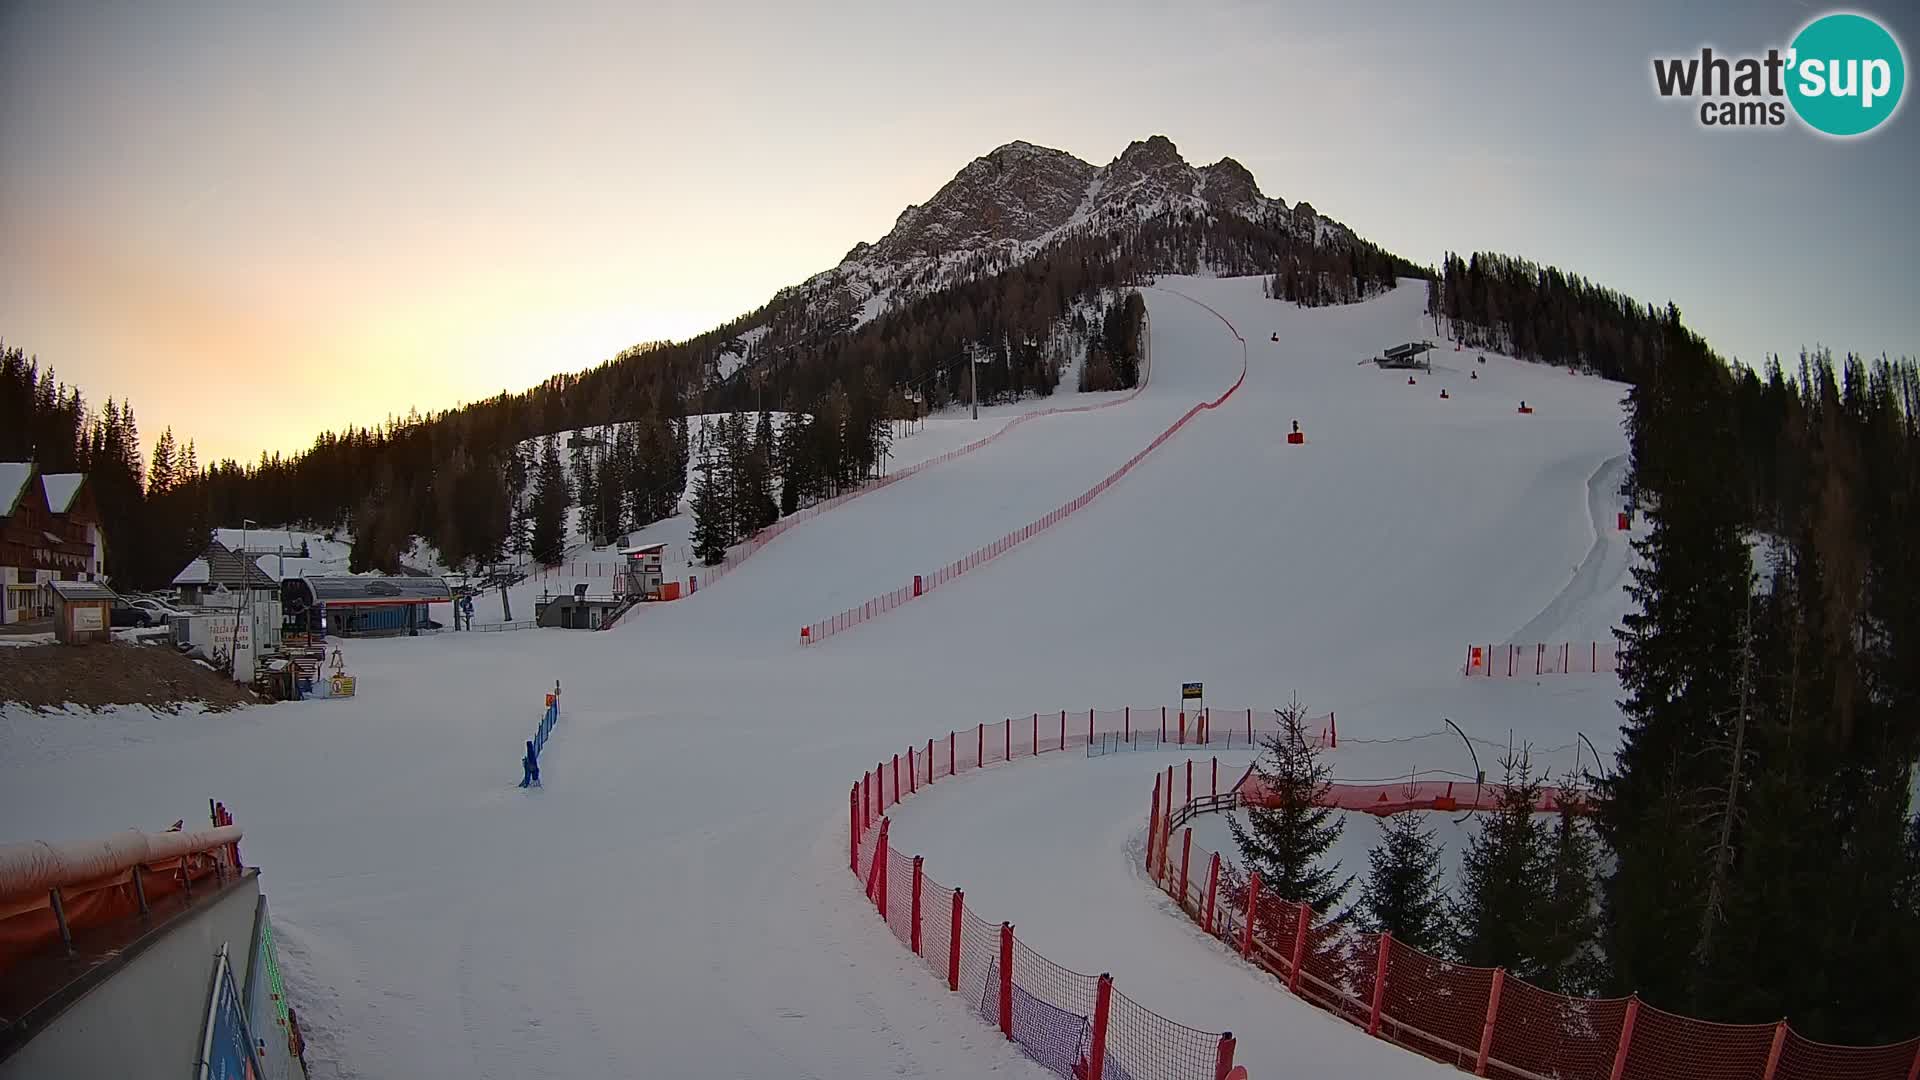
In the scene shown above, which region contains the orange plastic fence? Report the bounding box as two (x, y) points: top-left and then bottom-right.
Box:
(806, 290), (1248, 645)
(1466, 641), (1620, 677)
(850, 709), (1253, 1080)
(1152, 769), (1920, 1080)
(0, 802), (245, 975)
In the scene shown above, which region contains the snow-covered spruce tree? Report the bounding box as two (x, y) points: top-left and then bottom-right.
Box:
(1227, 698), (1352, 915)
(1358, 811), (1451, 953)
(1450, 751), (1548, 977)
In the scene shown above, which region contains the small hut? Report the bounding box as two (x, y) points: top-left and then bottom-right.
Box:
(48, 579), (114, 644)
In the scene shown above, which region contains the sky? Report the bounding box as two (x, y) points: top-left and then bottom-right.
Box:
(2, 0), (1916, 464)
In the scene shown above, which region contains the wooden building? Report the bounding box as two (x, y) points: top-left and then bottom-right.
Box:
(48, 579), (114, 644)
(1, 463), (106, 625)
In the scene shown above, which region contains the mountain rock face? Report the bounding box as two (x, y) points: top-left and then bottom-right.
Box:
(761, 136), (1350, 343)
(855, 141), (1097, 262)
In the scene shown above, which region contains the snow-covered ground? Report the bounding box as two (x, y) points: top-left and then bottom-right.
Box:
(0, 276), (1638, 1079)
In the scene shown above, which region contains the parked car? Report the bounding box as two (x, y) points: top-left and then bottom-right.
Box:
(126, 597), (184, 620)
(110, 601), (154, 628)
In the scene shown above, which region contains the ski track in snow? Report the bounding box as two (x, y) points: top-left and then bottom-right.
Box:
(1509, 451), (1634, 647)
(0, 276), (1635, 1079)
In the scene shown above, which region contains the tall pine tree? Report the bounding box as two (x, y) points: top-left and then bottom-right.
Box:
(1358, 812), (1450, 952)
(1451, 752), (1548, 977)
(530, 435), (571, 566)
(1227, 699), (1352, 913)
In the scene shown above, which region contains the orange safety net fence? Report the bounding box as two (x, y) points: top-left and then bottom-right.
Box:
(1151, 765), (1920, 1080)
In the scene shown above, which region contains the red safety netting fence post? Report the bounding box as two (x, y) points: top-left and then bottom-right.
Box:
(946, 888), (965, 990)
(1204, 851), (1221, 934)
(910, 855), (924, 955)
(1368, 931), (1392, 1037)
(892, 754), (900, 803)
(1288, 900), (1310, 993)
(849, 784), (860, 872)
(1147, 774), (1162, 874)
(1059, 709), (1066, 751)
(1179, 828), (1192, 907)
(1160, 766), (1175, 878)
(1475, 968), (1505, 1076)
(949, 730), (956, 776)
(1186, 758), (1193, 805)
(1762, 1020), (1788, 1080)
(998, 922), (1014, 1039)
(908, 747), (916, 794)
(1609, 996), (1640, 1080)
(865, 818), (890, 905)
(1087, 973), (1113, 1080)
(1215, 1032), (1237, 1080)
(1212, 756), (1219, 797)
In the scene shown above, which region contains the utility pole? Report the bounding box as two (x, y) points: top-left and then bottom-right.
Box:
(970, 344), (979, 420)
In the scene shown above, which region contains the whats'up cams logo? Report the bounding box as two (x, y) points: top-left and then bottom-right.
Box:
(1653, 11), (1905, 136)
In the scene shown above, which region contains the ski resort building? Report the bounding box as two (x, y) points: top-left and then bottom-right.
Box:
(0, 464), (105, 625)
(281, 574), (452, 637)
(171, 538), (284, 608)
(535, 584), (624, 629)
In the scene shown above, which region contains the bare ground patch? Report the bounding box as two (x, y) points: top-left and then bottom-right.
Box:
(0, 643), (263, 711)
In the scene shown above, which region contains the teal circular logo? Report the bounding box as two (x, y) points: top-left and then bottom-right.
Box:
(1787, 13), (1906, 136)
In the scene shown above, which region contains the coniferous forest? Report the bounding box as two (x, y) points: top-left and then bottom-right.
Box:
(1352, 272), (1920, 1042)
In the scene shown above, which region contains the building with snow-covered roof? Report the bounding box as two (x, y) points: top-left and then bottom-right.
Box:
(0, 463), (106, 625)
(171, 539), (278, 606)
(282, 574), (451, 637)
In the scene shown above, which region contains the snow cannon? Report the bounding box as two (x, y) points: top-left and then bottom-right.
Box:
(1286, 420), (1305, 445)
(1619, 508), (1632, 530)
(1517, 400), (1534, 414)
(1439, 388), (1450, 399)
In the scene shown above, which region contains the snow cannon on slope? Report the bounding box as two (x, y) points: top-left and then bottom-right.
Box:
(1286, 420), (1304, 445)
(1518, 400), (1534, 414)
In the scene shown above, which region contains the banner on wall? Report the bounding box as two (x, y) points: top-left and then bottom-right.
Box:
(198, 944), (264, 1080)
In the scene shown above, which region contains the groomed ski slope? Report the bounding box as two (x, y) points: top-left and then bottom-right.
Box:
(0, 276), (1636, 1079)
